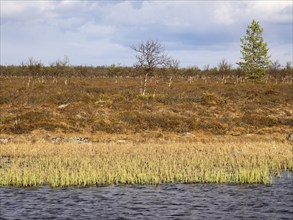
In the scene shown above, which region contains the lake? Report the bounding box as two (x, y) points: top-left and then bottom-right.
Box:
(1, 172), (292, 220)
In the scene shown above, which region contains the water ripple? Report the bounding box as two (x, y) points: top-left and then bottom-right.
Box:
(1, 172), (292, 220)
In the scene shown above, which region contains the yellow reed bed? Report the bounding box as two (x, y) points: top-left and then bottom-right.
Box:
(0, 141), (292, 187)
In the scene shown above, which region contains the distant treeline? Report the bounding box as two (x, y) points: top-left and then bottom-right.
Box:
(0, 63), (292, 79)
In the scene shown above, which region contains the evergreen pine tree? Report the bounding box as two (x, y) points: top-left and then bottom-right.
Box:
(237, 20), (272, 79)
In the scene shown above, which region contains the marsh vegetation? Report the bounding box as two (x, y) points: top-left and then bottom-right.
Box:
(1, 139), (292, 187)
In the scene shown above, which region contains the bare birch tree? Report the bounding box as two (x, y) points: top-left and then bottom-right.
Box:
(167, 59), (180, 88)
(131, 40), (174, 95)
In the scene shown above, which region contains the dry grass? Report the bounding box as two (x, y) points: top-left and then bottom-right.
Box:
(1, 138), (292, 187)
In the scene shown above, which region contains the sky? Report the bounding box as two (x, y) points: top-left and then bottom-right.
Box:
(1, 0), (292, 68)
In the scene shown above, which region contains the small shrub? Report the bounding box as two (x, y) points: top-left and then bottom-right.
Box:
(91, 119), (122, 134)
(196, 120), (228, 135)
(200, 92), (224, 105)
(11, 123), (25, 134)
(239, 115), (279, 128)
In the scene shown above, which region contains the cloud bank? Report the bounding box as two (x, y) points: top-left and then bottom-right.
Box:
(1, 0), (292, 68)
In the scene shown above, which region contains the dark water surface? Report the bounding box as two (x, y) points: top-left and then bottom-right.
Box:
(1, 172), (292, 220)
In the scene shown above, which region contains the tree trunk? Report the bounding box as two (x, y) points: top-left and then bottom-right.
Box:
(142, 73), (149, 96)
(168, 76), (173, 88)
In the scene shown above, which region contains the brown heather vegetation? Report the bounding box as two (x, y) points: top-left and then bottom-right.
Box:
(0, 70), (292, 139)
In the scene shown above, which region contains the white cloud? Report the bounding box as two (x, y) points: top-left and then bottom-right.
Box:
(214, 2), (237, 25)
(246, 1), (292, 23)
(1, 0), (292, 67)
